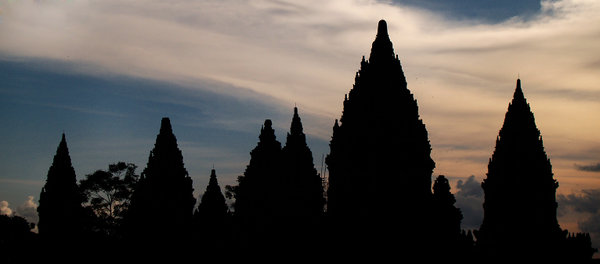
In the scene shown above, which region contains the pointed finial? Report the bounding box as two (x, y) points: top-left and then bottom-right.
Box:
(370, 19), (394, 62)
(264, 119), (272, 128)
(290, 106), (303, 135)
(209, 168), (218, 186)
(377, 19), (388, 37)
(512, 78), (526, 104)
(160, 117), (173, 134)
(259, 119), (276, 142)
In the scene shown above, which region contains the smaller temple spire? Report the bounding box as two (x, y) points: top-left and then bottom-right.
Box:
(259, 119), (276, 143)
(195, 168), (228, 218)
(258, 119), (280, 146)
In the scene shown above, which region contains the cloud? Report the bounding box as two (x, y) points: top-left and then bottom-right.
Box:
(456, 175), (484, 197)
(15, 196), (38, 225)
(0, 0), (599, 202)
(575, 163), (600, 172)
(558, 189), (600, 214)
(0, 200), (13, 216)
(388, 0), (542, 23)
(454, 175), (484, 230)
(557, 189), (600, 250)
(1, 197), (38, 223)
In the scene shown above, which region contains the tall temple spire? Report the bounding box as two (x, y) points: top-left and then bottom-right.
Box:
(326, 20), (434, 256)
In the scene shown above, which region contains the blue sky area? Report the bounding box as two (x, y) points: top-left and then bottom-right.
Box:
(0, 58), (330, 208)
(389, 0), (542, 22)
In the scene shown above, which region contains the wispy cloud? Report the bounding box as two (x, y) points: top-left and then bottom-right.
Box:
(0, 0), (599, 192)
(0, 179), (44, 186)
(575, 163), (600, 172)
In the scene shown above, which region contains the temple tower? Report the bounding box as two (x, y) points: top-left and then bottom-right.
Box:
(477, 79), (563, 259)
(325, 20), (435, 253)
(126, 118), (196, 241)
(38, 133), (85, 240)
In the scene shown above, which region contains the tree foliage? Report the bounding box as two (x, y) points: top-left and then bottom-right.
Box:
(79, 162), (138, 237)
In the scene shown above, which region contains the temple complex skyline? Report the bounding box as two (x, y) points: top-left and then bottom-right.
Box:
(1, 0), (599, 255)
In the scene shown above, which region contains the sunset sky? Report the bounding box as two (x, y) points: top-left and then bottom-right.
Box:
(1, 0), (599, 247)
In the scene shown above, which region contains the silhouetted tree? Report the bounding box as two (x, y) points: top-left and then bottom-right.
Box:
(476, 79), (595, 261)
(0, 214), (37, 263)
(37, 133), (86, 241)
(126, 118), (195, 245)
(0, 214), (35, 242)
(325, 19), (435, 255)
(79, 162), (138, 239)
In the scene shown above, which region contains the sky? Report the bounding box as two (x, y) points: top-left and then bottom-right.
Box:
(0, 0), (599, 249)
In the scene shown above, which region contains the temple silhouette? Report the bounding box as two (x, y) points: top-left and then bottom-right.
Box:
(192, 168), (230, 252)
(125, 117), (196, 249)
(326, 19), (448, 257)
(225, 107), (325, 254)
(37, 133), (86, 241)
(3, 20), (595, 262)
(475, 79), (597, 261)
